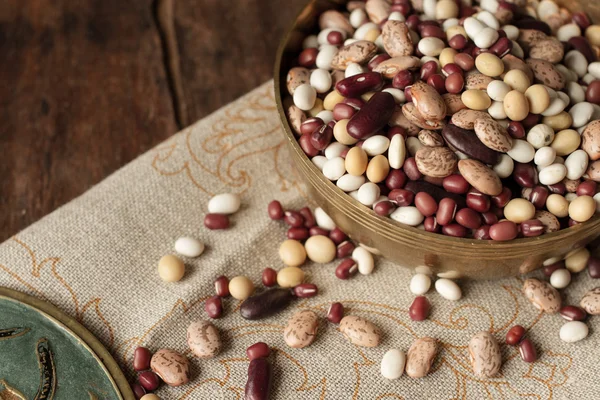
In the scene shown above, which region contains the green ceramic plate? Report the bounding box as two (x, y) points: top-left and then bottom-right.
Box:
(0, 287), (134, 400)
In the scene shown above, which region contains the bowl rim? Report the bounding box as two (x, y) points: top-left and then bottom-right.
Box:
(273, 0), (600, 253)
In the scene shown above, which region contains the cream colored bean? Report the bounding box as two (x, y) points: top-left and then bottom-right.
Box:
(158, 255), (185, 282)
(566, 81), (586, 104)
(435, 278), (462, 301)
(345, 146), (368, 176)
(557, 23), (581, 42)
(565, 248), (590, 273)
(550, 269), (571, 289)
(524, 85), (550, 114)
(277, 266), (305, 288)
(293, 84), (317, 111)
(353, 246), (375, 275)
(383, 87), (406, 103)
(310, 69), (332, 93)
(569, 195), (596, 222)
(564, 150), (589, 180)
(502, 25), (519, 40)
(305, 235), (336, 263)
(539, 164), (567, 185)
(462, 89), (492, 111)
(174, 237), (205, 258)
(546, 194), (569, 218)
(316, 45), (338, 70)
(504, 70), (530, 93)
(334, 119), (358, 145)
(488, 101), (507, 119)
(534, 147), (556, 167)
(312, 155), (327, 171)
(464, 17), (485, 39)
(279, 239), (307, 267)
(388, 134), (406, 169)
(503, 90), (529, 121)
(543, 111), (572, 131)
(381, 349), (406, 380)
(493, 154), (514, 178)
(229, 276), (255, 300)
(565, 50), (588, 78)
(541, 97), (567, 117)
(487, 80), (511, 102)
(439, 47), (457, 67)
(507, 139), (535, 163)
(569, 102), (594, 128)
(418, 37), (445, 57)
(475, 53), (504, 77)
(551, 129), (581, 156)
(324, 91), (345, 110)
(504, 198), (535, 223)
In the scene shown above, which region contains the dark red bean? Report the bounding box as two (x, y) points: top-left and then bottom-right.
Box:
(333, 103), (357, 120)
(204, 213), (230, 230)
(481, 211), (498, 225)
(460, 6), (476, 17)
(298, 207), (316, 228)
(389, 188), (415, 206)
(489, 37), (512, 57)
(287, 227), (309, 241)
(247, 342), (271, 361)
(392, 2), (411, 16)
(299, 133), (319, 157)
(403, 157), (422, 181)
(245, 358), (272, 400)
(424, 216), (440, 232)
(387, 126), (407, 139)
(491, 187), (511, 208)
(455, 208), (482, 229)
(343, 97), (365, 110)
(347, 92), (396, 139)
(409, 296), (431, 321)
(466, 190), (491, 212)
(310, 124), (333, 150)
(521, 113), (541, 129)
(586, 80), (600, 104)
(442, 174), (470, 194)
(392, 69), (414, 90)
(449, 34), (467, 50)
(300, 117), (324, 135)
(293, 283), (319, 298)
(489, 221), (518, 241)
(568, 36), (597, 63)
(134, 347), (152, 371)
(507, 121), (526, 139)
(543, 261), (565, 277)
(309, 226), (329, 236)
(329, 227), (348, 245)
(131, 383), (146, 400)
(419, 25), (445, 40)
(442, 63), (462, 77)
(471, 47), (489, 58)
(337, 240), (356, 258)
(368, 53), (391, 70)
(336, 72), (384, 98)
(386, 169), (408, 190)
(327, 302), (344, 323)
(406, 14), (420, 31)
(298, 48), (318, 68)
(240, 288), (294, 320)
(268, 200), (284, 220)
(138, 371), (160, 391)
(442, 223), (467, 237)
(427, 74), (446, 94)
(284, 211), (305, 228)
(262, 268), (277, 287)
(335, 258), (358, 279)
(527, 186), (549, 209)
(577, 180), (597, 196)
(436, 198), (457, 226)
(560, 305), (587, 321)
(215, 275), (230, 297)
(205, 295), (223, 319)
(445, 73), (464, 94)
(327, 30), (344, 45)
(548, 183), (566, 195)
(518, 339), (537, 363)
(442, 123), (499, 165)
(572, 12), (592, 30)
(404, 86), (413, 102)
(588, 257), (600, 279)
(513, 162), (538, 188)
(374, 200), (396, 216)
(506, 325), (526, 345)
(415, 192), (438, 217)
(520, 219), (544, 237)
(420, 60), (438, 81)
(454, 53), (474, 71)
(473, 224), (491, 240)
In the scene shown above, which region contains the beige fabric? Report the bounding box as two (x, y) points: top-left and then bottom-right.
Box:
(1, 82), (599, 399)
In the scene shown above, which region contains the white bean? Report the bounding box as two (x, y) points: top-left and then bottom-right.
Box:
(388, 134), (406, 169)
(174, 237), (205, 258)
(566, 82), (586, 105)
(556, 23), (581, 42)
(540, 97), (567, 117)
(418, 37), (445, 56)
(354, 22), (378, 39)
(534, 146), (556, 167)
(311, 155), (327, 171)
(508, 139), (535, 163)
(410, 273), (432, 295)
(480, 0), (499, 13)
(208, 193), (241, 214)
(464, 17), (485, 38)
(315, 207), (336, 230)
(550, 268), (571, 289)
(381, 349), (406, 380)
(487, 80), (511, 101)
(345, 62), (364, 78)
(388, 11), (406, 22)
(323, 157), (346, 180)
(588, 62), (600, 79)
(352, 246), (375, 275)
(406, 136), (423, 156)
(559, 321), (589, 343)
(474, 27), (498, 48)
(501, 25), (519, 40)
(493, 154), (514, 178)
(564, 50), (588, 78)
(527, 124), (554, 149)
(310, 68), (332, 93)
(564, 150), (589, 180)
(324, 142), (347, 159)
(435, 278), (462, 301)
(337, 174), (365, 192)
(350, 8), (367, 28)
(537, 0), (559, 20)
(476, 11), (499, 30)
(390, 206), (424, 226)
(293, 84), (317, 110)
(539, 164), (567, 185)
(316, 45), (338, 70)
(569, 102), (594, 128)
(303, 35), (318, 49)
(383, 88), (406, 104)
(362, 135), (390, 156)
(488, 101), (507, 119)
(357, 182), (381, 206)
(316, 111), (334, 125)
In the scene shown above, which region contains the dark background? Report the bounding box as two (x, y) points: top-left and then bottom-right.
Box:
(0, 0), (302, 241)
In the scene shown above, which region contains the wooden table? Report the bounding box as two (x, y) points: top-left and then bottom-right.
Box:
(0, 0), (303, 241)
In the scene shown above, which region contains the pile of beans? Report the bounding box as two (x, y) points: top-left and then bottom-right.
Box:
(284, 0), (600, 240)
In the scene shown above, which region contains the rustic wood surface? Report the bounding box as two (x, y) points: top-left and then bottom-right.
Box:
(0, 0), (303, 241)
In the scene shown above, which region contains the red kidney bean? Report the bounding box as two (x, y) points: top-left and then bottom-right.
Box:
(586, 81), (600, 104)
(442, 63), (462, 77)
(403, 157), (422, 181)
(343, 97), (365, 110)
(577, 180), (597, 196)
(513, 162), (538, 188)
(466, 190), (491, 213)
(284, 211), (305, 228)
(572, 12), (591, 30)
(442, 174), (470, 194)
(298, 48), (318, 68)
(300, 117), (324, 135)
(449, 34), (467, 50)
(436, 198), (457, 226)
(490, 37), (512, 57)
(293, 283), (319, 298)
(392, 70), (414, 90)
(442, 124), (500, 165)
(424, 216), (440, 232)
(240, 288), (294, 320)
(247, 342), (270, 361)
(347, 92), (395, 139)
(134, 347), (152, 371)
(336, 258), (358, 279)
(415, 192), (438, 217)
(262, 268), (277, 287)
(309, 226), (329, 236)
(455, 208), (482, 229)
(131, 383), (146, 400)
(374, 200), (396, 216)
(471, 47), (489, 58)
(490, 187), (511, 208)
(327, 302), (344, 323)
(310, 124), (333, 150)
(404, 86), (413, 102)
(299, 133), (319, 157)
(386, 169), (407, 190)
(481, 211), (498, 225)
(419, 25), (445, 40)
(287, 227), (309, 241)
(473, 225), (491, 240)
(521, 113), (541, 129)
(588, 257), (600, 279)
(389, 188), (415, 206)
(543, 261), (565, 277)
(489, 221), (518, 241)
(333, 103), (357, 120)
(204, 213), (230, 230)
(460, 6), (476, 17)
(327, 30), (343, 45)
(420, 60), (438, 81)
(297, 207), (315, 228)
(547, 183), (566, 195)
(507, 121), (525, 139)
(336, 72), (384, 98)
(427, 74), (446, 94)
(368, 53), (391, 71)
(568, 36), (597, 63)
(423, 176), (444, 187)
(444, 73), (464, 94)
(387, 126), (407, 139)
(409, 296), (431, 321)
(520, 219), (544, 237)
(267, 200), (284, 220)
(518, 338), (537, 363)
(442, 223), (467, 237)
(138, 371), (160, 391)
(205, 295), (223, 319)
(245, 358), (272, 400)
(527, 186), (548, 209)
(560, 305), (587, 321)
(454, 53), (474, 71)
(329, 227), (348, 245)
(337, 240), (355, 258)
(406, 14), (420, 30)
(215, 275), (230, 297)
(506, 325), (526, 345)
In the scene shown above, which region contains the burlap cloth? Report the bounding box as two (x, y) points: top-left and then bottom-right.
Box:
(1, 82), (599, 399)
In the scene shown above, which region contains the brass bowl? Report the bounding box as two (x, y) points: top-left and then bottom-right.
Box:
(274, 0), (600, 279)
